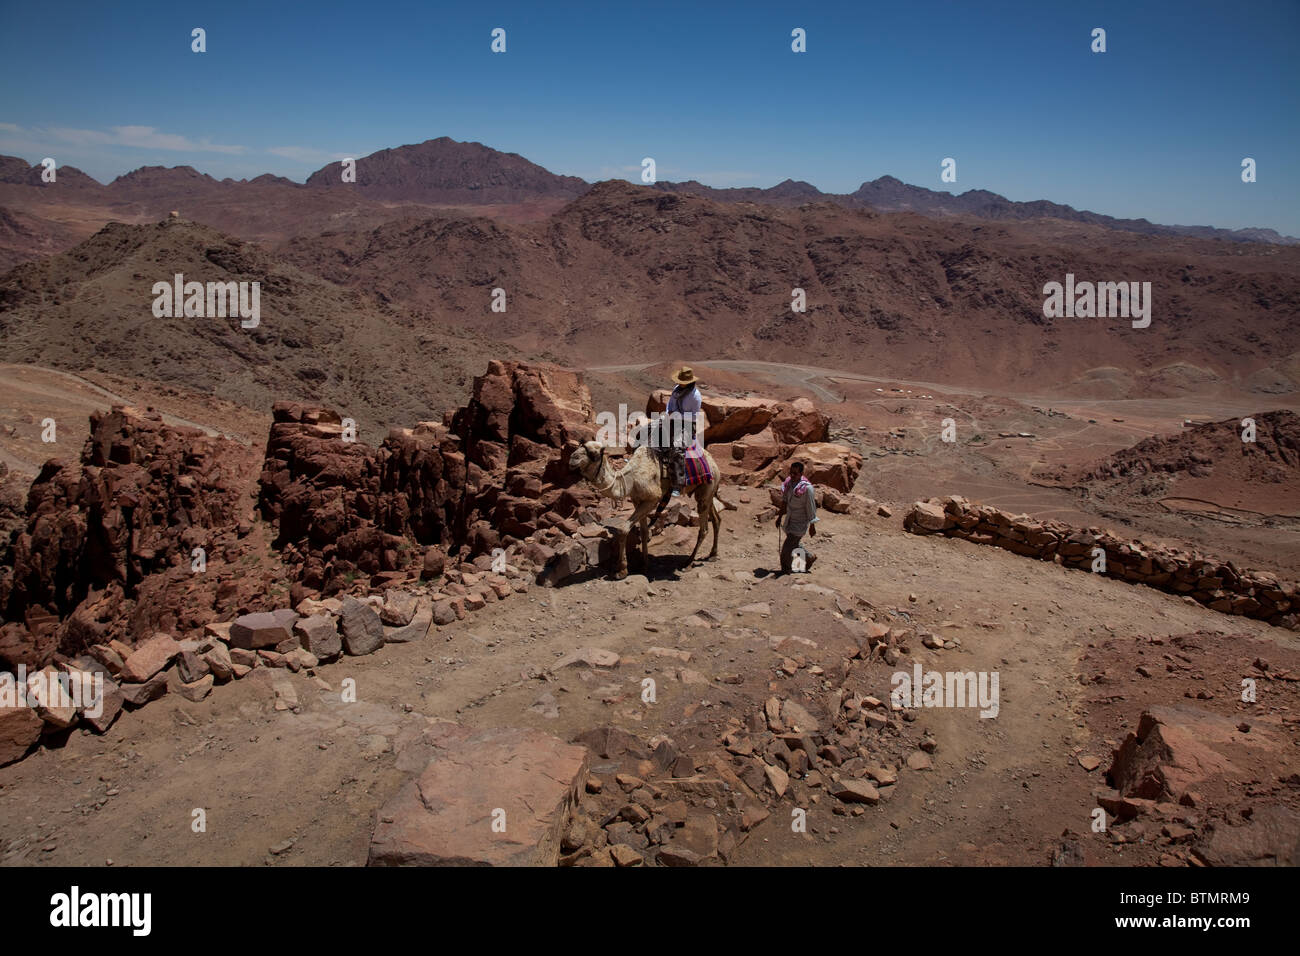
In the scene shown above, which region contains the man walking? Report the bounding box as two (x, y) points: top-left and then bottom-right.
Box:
(775, 460), (817, 573)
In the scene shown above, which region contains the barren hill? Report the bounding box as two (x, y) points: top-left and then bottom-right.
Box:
(304, 137), (589, 204)
(0, 218), (512, 433)
(277, 180), (1300, 396)
(1047, 410), (1300, 516)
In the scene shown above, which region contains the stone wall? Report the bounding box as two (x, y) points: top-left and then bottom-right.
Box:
(904, 496), (1299, 630)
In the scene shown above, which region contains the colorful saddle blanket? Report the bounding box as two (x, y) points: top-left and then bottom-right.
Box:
(683, 447), (715, 487)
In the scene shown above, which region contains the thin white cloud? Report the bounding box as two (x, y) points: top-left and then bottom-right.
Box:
(1, 122), (245, 154)
(267, 145), (353, 164)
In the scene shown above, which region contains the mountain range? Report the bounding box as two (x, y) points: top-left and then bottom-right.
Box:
(2, 175), (1297, 436)
(0, 136), (1294, 276)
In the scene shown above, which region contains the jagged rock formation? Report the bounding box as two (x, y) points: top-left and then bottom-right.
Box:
(258, 361), (598, 595)
(0, 407), (260, 669)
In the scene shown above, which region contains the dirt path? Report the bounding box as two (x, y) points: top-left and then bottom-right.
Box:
(0, 364), (246, 443)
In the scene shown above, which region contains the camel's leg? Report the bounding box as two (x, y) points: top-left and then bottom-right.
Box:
(707, 487), (722, 559)
(626, 498), (661, 571)
(688, 486), (712, 563)
(639, 514), (652, 571)
(613, 528), (629, 580)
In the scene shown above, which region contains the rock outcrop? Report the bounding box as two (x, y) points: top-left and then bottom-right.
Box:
(0, 406), (260, 669)
(258, 361), (599, 595)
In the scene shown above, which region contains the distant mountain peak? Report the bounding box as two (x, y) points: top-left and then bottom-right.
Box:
(110, 165), (218, 189)
(0, 155), (103, 189)
(303, 136), (588, 204)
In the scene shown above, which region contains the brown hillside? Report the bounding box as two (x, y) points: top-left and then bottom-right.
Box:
(0, 218), (512, 434)
(304, 137), (588, 204)
(1049, 410), (1300, 515)
(276, 181), (1300, 396)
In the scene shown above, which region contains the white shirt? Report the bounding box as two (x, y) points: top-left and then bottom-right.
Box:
(666, 385), (702, 449)
(667, 385), (701, 414)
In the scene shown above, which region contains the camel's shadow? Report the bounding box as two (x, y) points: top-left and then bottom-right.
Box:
(623, 552), (699, 581)
(548, 552), (700, 587)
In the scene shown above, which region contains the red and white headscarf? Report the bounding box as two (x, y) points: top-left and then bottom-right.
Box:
(782, 475), (812, 498)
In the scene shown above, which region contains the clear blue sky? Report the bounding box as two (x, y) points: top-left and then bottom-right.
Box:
(1, 0), (1296, 234)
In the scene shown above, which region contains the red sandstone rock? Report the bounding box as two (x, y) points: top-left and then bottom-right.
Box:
(790, 442), (862, 493)
(1107, 706), (1237, 801)
(771, 398), (830, 445)
(367, 724), (589, 866)
(0, 407), (256, 669)
(119, 633), (181, 683)
(259, 362), (596, 595)
(0, 702), (42, 766)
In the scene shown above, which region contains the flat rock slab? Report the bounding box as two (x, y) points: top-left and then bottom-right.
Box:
(833, 780), (881, 804)
(384, 603), (433, 644)
(120, 672), (169, 707)
(556, 647), (620, 669)
(119, 633), (181, 683)
(368, 724), (589, 867)
(1192, 805), (1300, 866)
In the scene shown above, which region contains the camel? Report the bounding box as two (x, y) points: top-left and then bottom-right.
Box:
(568, 440), (734, 579)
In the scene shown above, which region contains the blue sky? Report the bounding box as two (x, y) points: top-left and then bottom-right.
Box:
(1, 0), (1297, 234)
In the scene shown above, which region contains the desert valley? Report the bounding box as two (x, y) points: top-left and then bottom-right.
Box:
(0, 134), (1297, 872)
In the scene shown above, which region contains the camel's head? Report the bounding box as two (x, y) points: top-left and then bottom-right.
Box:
(568, 440), (605, 475)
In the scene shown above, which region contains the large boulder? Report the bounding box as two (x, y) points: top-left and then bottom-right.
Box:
(635, 397), (764, 448)
(701, 397), (776, 444)
(293, 614), (342, 661)
(729, 427), (781, 471)
(790, 443), (862, 493)
(906, 500), (951, 533)
(1106, 706), (1237, 801)
(339, 597), (385, 656)
(0, 700), (43, 766)
(229, 612), (293, 651)
(771, 398), (830, 444)
(118, 633), (181, 682)
(367, 724), (590, 866)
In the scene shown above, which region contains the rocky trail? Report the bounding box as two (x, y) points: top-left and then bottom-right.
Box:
(3, 486), (1294, 867)
(1, 359), (1297, 868)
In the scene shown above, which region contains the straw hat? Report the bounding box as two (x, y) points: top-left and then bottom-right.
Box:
(670, 365), (698, 386)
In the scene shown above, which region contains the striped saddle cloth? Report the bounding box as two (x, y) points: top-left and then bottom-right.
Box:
(682, 447), (715, 487)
